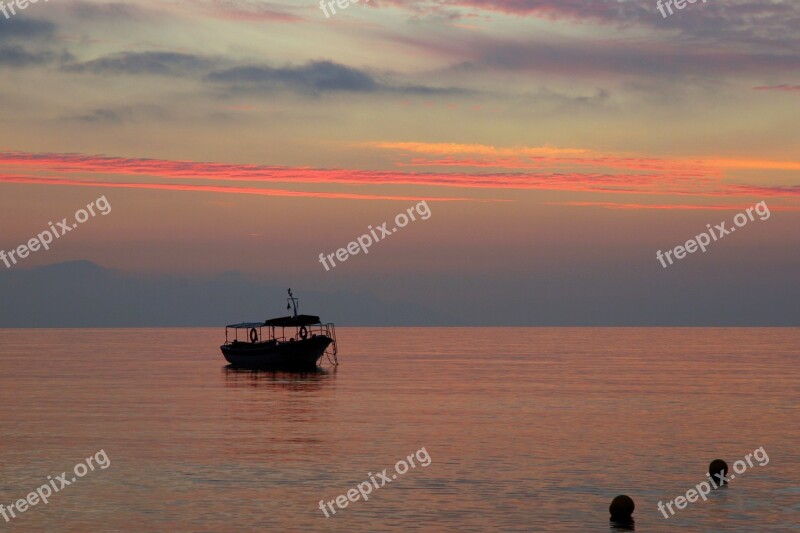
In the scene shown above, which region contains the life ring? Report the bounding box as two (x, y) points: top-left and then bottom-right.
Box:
(249, 328), (258, 343)
(299, 326), (308, 340)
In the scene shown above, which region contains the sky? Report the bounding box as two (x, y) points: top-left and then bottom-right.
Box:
(0, 0), (798, 326)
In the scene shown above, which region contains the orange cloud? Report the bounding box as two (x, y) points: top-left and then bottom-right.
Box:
(368, 141), (800, 174)
(0, 150), (798, 206)
(549, 201), (800, 210)
(753, 85), (800, 92)
(0, 174), (487, 202)
(363, 141), (590, 157)
(397, 156), (713, 175)
(701, 159), (800, 171)
(0, 151), (710, 196)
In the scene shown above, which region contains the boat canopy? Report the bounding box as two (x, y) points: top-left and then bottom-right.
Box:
(226, 322), (267, 329)
(227, 315), (321, 329)
(264, 315), (322, 327)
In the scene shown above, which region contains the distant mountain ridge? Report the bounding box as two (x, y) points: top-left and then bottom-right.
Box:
(0, 261), (440, 327)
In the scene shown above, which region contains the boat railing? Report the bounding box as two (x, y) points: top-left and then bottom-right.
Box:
(264, 323), (338, 344)
(225, 323), (338, 365)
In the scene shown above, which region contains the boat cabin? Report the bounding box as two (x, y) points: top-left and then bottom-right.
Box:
(224, 315), (336, 346)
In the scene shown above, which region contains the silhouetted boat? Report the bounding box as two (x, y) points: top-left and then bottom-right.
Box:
(221, 289), (338, 369)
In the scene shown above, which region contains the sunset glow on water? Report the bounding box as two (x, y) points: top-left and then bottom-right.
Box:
(1, 328), (797, 531)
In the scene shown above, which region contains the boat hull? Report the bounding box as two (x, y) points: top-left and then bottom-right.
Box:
(221, 336), (333, 369)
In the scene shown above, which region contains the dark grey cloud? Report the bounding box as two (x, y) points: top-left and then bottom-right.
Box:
(0, 18), (68, 68)
(437, 36), (800, 79)
(0, 44), (50, 67)
(65, 1), (153, 20)
(70, 108), (126, 123)
(381, 0), (800, 51)
(398, 83), (468, 96)
(375, 0), (800, 83)
(207, 60), (381, 93)
(0, 18), (56, 42)
(512, 88), (612, 114)
(63, 51), (219, 76)
(62, 104), (167, 123)
(0, 45), (72, 68)
(207, 60), (465, 95)
(61, 52), (464, 94)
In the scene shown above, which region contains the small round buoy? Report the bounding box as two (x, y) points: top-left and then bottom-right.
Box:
(609, 494), (635, 520)
(709, 459), (728, 486)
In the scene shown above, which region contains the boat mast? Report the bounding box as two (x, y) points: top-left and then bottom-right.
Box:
(287, 288), (299, 318)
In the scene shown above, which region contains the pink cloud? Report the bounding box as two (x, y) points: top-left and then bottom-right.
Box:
(0, 151), (713, 197)
(549, 201), (800, 211)
(0, 174), (486, 202)
(753, 85), (800, 92)
(194, 0), (303, 22)
(1, 149), (798, 207)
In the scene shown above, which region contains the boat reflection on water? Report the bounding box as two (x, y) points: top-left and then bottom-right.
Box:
(222, 365), (337, 391)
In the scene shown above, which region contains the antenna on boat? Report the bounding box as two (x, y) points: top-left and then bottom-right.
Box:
(287, 288), (299, 318)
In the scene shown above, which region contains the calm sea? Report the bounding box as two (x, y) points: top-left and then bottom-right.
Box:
(0, 328), (797, 532)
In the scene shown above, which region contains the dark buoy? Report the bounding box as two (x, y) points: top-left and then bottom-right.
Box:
(609, 494), (635, 520)
(709, 459), (728, 486)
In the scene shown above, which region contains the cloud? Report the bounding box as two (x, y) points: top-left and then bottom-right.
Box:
(0, 173), (484, 202)
(0, 18), (56, 42)
(62, 1), (155, 20)
(193, 0), (303, 22)
(62, 104), (167, 124)
(728, 184), (800, 198)
(371, 2), (800, 82)
(64, 108), (128, 124)
(0, 18), (71, 68)
(443, 37), (800, 78)
(2, 148), (798, 204)
(207, 60), (380, 93)
(60, 53), (460, 95)
(517, 88), (612, 110)
(0, 45), (71, 68)
(364, 141), (591, 157)
(366, 141), (711, 174)
(379, 0), (800, 50)
(377, 0), (646, 22)
(63, 51), (219, 76)
(548, 201), (800, 211)
(207, 60), (463, 95)
(754, 84), (800, 92)
(702, 158), (800, 171)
